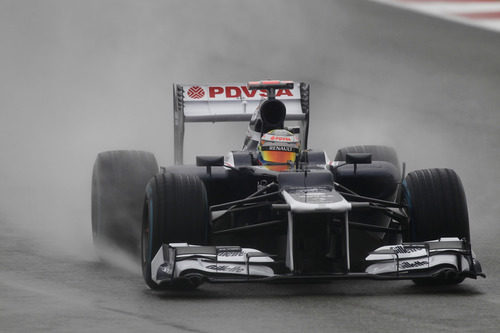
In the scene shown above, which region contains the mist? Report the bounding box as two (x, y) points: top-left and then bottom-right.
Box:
(0, 0), (498, 264)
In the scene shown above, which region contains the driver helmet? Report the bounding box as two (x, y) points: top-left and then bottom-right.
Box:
(257, 129), (300, 171)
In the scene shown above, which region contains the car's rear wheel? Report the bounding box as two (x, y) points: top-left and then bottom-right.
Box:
(402, 168), (470, 285)
(92, 150), (158, 259)
(334, 145), (401, 253)
(142, 172), (209, 290)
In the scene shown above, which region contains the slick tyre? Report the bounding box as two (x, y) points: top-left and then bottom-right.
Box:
(402, 168), (470, 285)
(92, 150), (158, 259)
(142, 173), (209, 290)
(335, 145), (400, 174)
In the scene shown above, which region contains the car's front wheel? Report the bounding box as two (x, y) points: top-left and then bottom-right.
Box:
(402, 168), (470, 285)
(142, 172), (209, 290)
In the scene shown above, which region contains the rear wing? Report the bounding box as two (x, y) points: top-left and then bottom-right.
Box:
(173, 81), (310, 164)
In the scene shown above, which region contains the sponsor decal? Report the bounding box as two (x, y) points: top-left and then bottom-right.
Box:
(218, 251), (245, 257)
(187, 86), (205, 99)
(390, 246), (424, 254)
(205, 264), (245, 273)
(399, 261), (428, 270)
(186, 86), (294, 99)
(268, 146), (294, 152)
(159, 263), (172, 274)
(269, 135), (292, 142)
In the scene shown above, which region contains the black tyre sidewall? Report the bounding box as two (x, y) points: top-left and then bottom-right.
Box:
(403, 168), (470, 242)
(141, 173), (209, 290)
(402, 169), (470, 285)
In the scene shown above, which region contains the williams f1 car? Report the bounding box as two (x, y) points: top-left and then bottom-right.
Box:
(92, 80), (485, 290)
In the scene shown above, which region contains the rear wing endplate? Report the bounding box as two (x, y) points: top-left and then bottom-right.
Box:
(173, 82), (310, 164)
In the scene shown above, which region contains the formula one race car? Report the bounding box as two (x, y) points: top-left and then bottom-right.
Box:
(92, 80), (485, 290)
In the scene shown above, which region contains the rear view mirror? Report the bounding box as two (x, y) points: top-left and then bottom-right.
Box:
(345, 153), (372, 165)
(196, 155), (224, 177)
(196, 155), (224, 167)
(345, 153), (371, 175)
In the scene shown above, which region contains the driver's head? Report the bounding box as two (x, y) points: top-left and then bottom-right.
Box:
(257, 129), (300, 171)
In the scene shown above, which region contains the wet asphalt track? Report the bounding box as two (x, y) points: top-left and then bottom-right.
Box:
(1, 1), (499, 332)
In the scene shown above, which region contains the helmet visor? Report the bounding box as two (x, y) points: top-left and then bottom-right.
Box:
(260, 149), (297, 164)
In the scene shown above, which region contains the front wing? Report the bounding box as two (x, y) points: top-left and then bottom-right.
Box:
(151, 238), (484, 285)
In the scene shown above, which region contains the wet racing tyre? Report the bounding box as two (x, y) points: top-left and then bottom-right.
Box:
(335, 145), (400, 175)
(402, 168), (470, 285)
(142, 173), (209, 290)
(92, 150), (158, 259)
